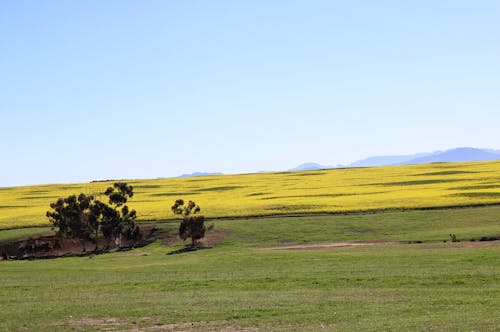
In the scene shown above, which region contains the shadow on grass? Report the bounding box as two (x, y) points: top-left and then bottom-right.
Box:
(167, 245), (213, 255)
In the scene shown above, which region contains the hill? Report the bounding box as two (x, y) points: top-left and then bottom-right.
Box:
(399, 147), (500, 165)
(2, 160), (500, 229)
(177, 172), (223, 178)
(350, 152), (434, 167)
(350, 148), (500, 167)
(289, 162), (332, 171)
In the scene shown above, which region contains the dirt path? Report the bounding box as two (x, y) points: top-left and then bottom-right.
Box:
(67, 317), (259, 332)
(264, 239), (500, 250)
(264, 240), (396, 250)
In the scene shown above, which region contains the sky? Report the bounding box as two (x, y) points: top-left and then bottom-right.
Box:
(1, 0), (499, 187)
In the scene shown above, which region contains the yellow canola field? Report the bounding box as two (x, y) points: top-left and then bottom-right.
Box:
(1, 160), (500, 229)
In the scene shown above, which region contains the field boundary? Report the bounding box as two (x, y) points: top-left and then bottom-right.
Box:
(201, 202), (500, 222)
(3, 202), (500, 231)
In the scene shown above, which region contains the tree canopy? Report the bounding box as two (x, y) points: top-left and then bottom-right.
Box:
(46, 182), (142, 252)
(171, 199), (208, 249)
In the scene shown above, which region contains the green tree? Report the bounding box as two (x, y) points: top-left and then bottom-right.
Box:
(46, 182), (142, 252)
(46, 193), (94, 252)
(171, 199), (208, 248)
(102, 182), (141, 248)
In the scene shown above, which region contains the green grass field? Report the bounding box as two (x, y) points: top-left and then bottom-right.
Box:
(1, 206), (499, 331)
(0, 226), (52, 241)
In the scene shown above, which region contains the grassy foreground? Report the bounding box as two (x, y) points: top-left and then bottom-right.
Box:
(1, 160), (500, 228)
(1, 206), (499, 331)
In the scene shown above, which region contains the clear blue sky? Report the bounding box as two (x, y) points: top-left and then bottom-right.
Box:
(1, 1), (499, 186)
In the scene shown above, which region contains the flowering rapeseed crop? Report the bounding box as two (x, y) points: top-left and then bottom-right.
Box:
(1, 160), (500, 229)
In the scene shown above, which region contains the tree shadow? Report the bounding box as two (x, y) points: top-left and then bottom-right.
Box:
(166, 245), (212, 255)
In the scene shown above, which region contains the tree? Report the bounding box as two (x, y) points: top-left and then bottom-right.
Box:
(46, 182), (143, 252)
(46, 193), (94, 252)
(105, 182), (134, 207)
(171, 199), (208, 248)
(102, 182), (141, 248)
(87, 199), (105, 251)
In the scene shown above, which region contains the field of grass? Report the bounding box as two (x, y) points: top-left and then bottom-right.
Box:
(0, 226), (52, 241)
(216, 206), (500, 246)
(1, 160), (500, 229)
(1, 206), (499, 331)
(1, 162), (499, 330)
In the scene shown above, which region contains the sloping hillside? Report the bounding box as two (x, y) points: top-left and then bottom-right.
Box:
(2, 160), (500, 229)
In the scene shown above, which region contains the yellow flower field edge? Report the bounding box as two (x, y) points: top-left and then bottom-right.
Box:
(1, 160), (500, 229)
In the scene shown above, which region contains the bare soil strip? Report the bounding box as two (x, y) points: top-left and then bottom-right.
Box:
(265, 240), (396, 250)
(0, 227), (170, 260)
(264, 239), (500, 250)
(69, 317), (259, 332)
(0, 228), (229, 260)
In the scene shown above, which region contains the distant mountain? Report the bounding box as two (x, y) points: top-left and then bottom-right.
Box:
(482, 149), (500, 155)
(181, 148), (500, 179)
(350, 152), (434, 167)
(397, 147), (500, 165)
(177, 172), (223, 178)
(349, 148), (500, 167)
(290, 162), (332, 171)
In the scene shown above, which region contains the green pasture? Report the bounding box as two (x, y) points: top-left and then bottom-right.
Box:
(1, 206), (499, 331)
(216, 206), (500, 246)
(0, 226), (52, 241)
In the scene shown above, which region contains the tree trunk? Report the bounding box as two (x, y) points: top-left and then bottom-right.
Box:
(94, 228), (99, 251)
(115, 235), (122, 248)
(191, 236), (196, 249)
